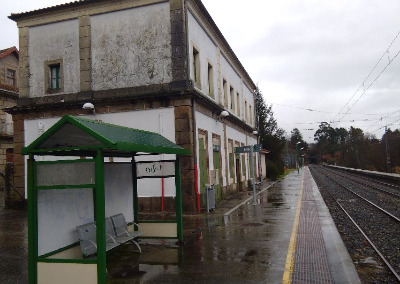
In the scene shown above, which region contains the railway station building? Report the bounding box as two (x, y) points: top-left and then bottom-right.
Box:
(8, 0), (259, 213)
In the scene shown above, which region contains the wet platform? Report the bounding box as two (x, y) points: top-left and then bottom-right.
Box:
(0, 167), (360, 283)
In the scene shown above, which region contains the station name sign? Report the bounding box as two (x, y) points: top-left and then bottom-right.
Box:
(234, 144), (262, 154)
(136, 161), (175, 178)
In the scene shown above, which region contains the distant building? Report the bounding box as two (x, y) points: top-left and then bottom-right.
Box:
(8, 0), (259, 212)
(0, 46), (19, 207)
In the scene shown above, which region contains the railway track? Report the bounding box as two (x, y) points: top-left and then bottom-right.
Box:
(309, 165), (400, 283)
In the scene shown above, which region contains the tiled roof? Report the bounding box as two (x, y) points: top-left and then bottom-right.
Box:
(9, 0), (93, 20)
(0, 46), (19, 59)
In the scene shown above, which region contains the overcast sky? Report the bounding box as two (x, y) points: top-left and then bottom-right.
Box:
(2, 0), (400, 143)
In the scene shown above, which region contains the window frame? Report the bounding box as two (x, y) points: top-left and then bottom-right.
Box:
(236, 92), (240, 117)
(222, 78), (228, 108)
(192, 45), (201, 88)
(45, 59), (64, 94)
(6, 68), (16, 87)
(207, 62), (214, 98)
(230, 86), (235, 111)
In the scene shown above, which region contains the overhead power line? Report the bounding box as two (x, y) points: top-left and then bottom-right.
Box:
(371, 117), (400, 133)
(271, 102), (394, 116)
(333, 29), (400, 125)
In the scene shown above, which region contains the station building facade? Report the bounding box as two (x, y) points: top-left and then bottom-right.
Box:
(8, 0), (259, 213)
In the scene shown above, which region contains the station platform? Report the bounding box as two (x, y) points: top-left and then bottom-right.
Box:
(282, 167), (360, 283)
(110, 166), (361, 283)
(0, 167), (361, 283)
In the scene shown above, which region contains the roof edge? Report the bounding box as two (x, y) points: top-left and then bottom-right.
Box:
(190, 0), (257, 91)
(0, 46), (19, 59)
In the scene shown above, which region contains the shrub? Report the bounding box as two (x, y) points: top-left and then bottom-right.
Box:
(266, 161), (284, 181)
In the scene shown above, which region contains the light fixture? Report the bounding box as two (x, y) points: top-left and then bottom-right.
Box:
(253, 130), (258, 135)
(82, 102), (95, 114)
(220, 110), (229, 117)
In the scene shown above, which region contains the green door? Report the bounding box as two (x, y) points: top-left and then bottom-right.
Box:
(199, 138), (208, 207)
(213, 148), (222, 200)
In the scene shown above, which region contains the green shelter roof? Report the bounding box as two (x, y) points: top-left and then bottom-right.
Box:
(23, 115), (190, 156)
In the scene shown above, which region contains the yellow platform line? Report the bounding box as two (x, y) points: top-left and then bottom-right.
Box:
(282, 170), (305, 284)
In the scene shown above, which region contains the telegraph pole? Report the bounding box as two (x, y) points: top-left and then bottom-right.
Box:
(385, 126), (391, 173)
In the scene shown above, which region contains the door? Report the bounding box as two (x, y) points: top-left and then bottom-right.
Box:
(198, 136), (208, 207)
(213, 146), (222, 200)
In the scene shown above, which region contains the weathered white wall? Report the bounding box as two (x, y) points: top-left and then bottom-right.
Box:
(243, 84), (255, 127)
(195, 111), (226, 186)
(91, 3), (172, 91)
(195, 110), (259, 190)
(187, 11), (218, 100)
(220, 55), (242, 115)
(187, 9), (255, 128)
(29, 19), (80, 96)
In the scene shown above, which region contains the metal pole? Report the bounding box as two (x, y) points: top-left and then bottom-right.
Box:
(296, 143), (299, 174)
(251, 146), (257, 205)
(385, 126), (391, 173)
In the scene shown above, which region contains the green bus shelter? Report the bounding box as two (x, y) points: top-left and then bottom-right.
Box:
(23, 115), (189, 284)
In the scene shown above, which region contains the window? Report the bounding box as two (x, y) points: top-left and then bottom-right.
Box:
(45, 59), (63, 93)
(244, 101), (248, 122)
(249, 105), (253, 126)
(207, 62), (214, 97)
(236, 92), (240, 116)
(228, 140), (234, 183)
(50, 65), (60, 89)
(230, 86), (234, 111)
(223, 79), (228, 107)
(6, 69), (16, 87)
(192, 47), (200, 86)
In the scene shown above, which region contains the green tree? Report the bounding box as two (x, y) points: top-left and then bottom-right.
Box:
(254, 88), (285, 179)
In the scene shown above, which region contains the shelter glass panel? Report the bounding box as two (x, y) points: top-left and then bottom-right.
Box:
(36, 161), (95, 186)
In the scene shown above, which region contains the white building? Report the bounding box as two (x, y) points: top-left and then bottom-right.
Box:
(9, 0), (259, 212)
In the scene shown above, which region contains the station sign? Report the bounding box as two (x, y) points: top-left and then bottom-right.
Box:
(136, 161), (175, 178)
(234, 144), (262, 154)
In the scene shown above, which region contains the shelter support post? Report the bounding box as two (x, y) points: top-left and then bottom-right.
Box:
(132, 158), (139, 228)
(175, 158), (183, 242)
(95, 149), (107, 284)
(27, 154), (37, 284)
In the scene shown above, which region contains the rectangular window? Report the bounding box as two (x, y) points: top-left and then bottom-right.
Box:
(249, 105), (252, 126)
(192, 47), (200, 86)
(236, 92), (240, 116)
(6, 69), (16, 86)
(50, 64), (60, 89)
(228, 140), (234, 183)
(45, 59), (63, 94)
(230, 86), (234, 111)
(245, 101), (248, 122)
(207, 62), (214, 97)
(223, 79), (228, 107)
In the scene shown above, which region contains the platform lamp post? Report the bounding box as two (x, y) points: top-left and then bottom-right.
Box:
(296, 142), (301, 173)
(300, 147), (304, 169)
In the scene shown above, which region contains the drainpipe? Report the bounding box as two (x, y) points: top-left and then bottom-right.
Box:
(161, 177), (165, 211)
(192, 98), (200, 213)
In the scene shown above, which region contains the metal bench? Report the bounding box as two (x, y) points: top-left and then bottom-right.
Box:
(77, 214), (144, 258)
(109, 214), (144, 253)
(76, 222), (119, 258)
